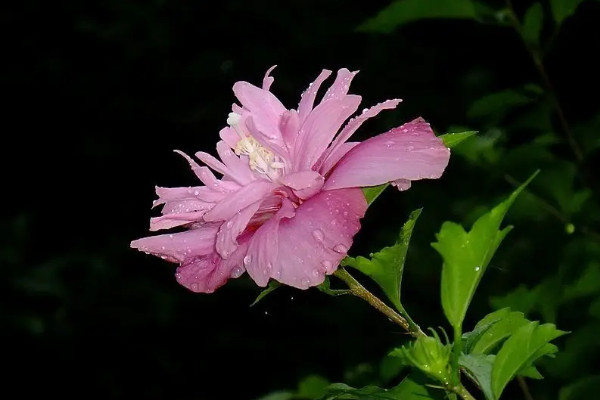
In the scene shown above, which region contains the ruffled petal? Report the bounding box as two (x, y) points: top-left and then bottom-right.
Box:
(279, 170), (325, 200)
(244, 198), (296, 286)
(203, 181), (273, 222)
(318, 142), (359, 175)
(245, 189), (367, 289)
(322, 68), (358, 101)
(322, 99), (401, 168)
(262, 65), (277, 91)
(130, 223), (219, 263)
(297, 69), (332, 123)
(324, 118), (450, 190)
(175, 239), (249, 293)
(293, 95), (362, 172)
(215, 199), (263, 258)
(233, 81), (286, 142)
(275, 188), (367, 288)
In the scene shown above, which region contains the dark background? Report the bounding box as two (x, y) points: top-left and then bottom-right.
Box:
(3, 0), (600, 399)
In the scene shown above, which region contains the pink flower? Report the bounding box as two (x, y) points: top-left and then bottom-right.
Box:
(131, 67), (450, 293)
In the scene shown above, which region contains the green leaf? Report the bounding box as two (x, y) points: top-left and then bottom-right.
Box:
(321, 383), (402, 400)
(362, 184), (388, 206)
(559, 375), (600, 400)
(459, 353), (495, 400)
(438, 131), (478, 148)
(522, 3), (543, 46)
(432, 172), (538, 329)
(358, 0), (477, 33)
(466, 308), (529, 354)
(550, 0), (585, 25)
(298, 375), (330, 399)
(491, 321), (567, 399)
(391, 373), (446, 399)
(489, 285), (539, 316)
(467, 88), (537, 122)
(562, 263), (600, 301)
(342, 209), (422, 311)
(255, 392), (294, 400)
(250, 281), (281, 307)
(317, 276), (351, 297)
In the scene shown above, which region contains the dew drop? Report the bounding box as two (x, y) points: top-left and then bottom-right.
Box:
(226, 221), (233, 228)
(301, 278), (310, 287)
(169, 234), (174, 239)
(312, 269), (322, 277)
(160, 255), (166, 260)
(322, 260), (333, 271)
(243, 255), (252, 266)
(161, 246), (165, 250)
(343, 211), (348, 216)
(333, 244), (348, 253)
(194, 190), (199, 196)
(312, 229), (324, 242)
(191, 283), (199, 291)
(407, 145), (414, 151)
(475, 266), (481, 272)
(231, 267), (243, 278)
(330, 220), (337, 226)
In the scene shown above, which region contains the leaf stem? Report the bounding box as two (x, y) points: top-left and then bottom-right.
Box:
(517, 376), (534, 400)
(452, 324), (463, 385)
(504, 0), (584, 163)
(453, 383), (477, 400)
(334, 268), (426, 338)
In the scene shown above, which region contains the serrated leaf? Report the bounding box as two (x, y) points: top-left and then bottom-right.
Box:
(362, 184), (388, 206)
(467, 308), (529, 354)
(459, 353), (495, 400)
(439, 131), (478, 148)
(522, 3), (543, 46)
(432, 172), (538, 329)
(550, 0), (585, 25)
(358, 0), (477, 33)
(250, 281), (281, 307)
(491, 321), (567, 399)
(342, 209), (422, 311)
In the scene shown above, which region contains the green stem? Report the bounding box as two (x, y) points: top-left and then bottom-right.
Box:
(517, 376), (534, 400)
(453, 383), (477, 400)
(504, 0), (584, 163)
(452, 324), (463, 385)
(334, 268), (426, 338)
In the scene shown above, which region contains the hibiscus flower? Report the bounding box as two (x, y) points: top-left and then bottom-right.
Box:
(131, 67), (450, 293)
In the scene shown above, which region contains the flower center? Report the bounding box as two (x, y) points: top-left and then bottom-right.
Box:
(227, 112), (284, 180)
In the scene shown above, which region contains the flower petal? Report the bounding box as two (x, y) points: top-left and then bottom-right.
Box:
(131, 223), (219, 263)
(298, 69), (332, 123)
(244, 198), (296, 286)
(233, 81), (286, 141)
(322, 68), (358, 101)
(279, 170), (325, 200)
(275, 188), (367, 289)
(324, 118), (450, 190)
(323, 99), (401, 167)
(293, 95), (362, 171)
(215, 199), (263, 258)
(175, 240), (249, 293)
(318, 142), (359, 175)
(203, 181), (273, 222)
(245, 189), (367, 289)
(262, 65), (277, 91)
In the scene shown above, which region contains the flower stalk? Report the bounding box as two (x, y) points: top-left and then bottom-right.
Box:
(334, 268), (425, 338)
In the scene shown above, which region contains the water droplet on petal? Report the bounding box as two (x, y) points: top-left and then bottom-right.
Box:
(231, 267), (244, 278)
(343, 211), (348, 216)
(312, 229), (324, 242)
(301, 278), (310, 288)
(331, 220), (337, 226)
(243, 255), (252, 266)
(160, 255), (166, 260)
(191, 283), (199, 291)
(322, 260), (333, 271)
(333, 244), (348, 254)
(407, 145), (414, 151)
(312, 269), (322, 277)
(226, 221), (233, 228)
